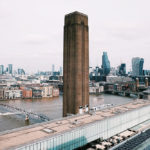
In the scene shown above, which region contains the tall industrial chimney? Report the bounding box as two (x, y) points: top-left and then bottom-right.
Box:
(63, 11), (89, 117)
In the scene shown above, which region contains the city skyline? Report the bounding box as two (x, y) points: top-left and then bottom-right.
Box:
(0, 0), (150, 73)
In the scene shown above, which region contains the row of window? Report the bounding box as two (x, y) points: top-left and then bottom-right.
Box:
(17, 105), (150, 150)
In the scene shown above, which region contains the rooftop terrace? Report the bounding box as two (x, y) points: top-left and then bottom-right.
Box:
(0, 99), (150, 150)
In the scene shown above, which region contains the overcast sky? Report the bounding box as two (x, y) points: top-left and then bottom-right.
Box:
(0, 0), (150, 73)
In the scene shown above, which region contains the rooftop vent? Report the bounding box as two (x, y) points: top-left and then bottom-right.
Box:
(72, 120), (82, 125)
(42, 128), (54, 134)
(56, 121), (62, 124)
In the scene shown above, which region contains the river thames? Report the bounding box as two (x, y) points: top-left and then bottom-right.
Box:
(0, 94), (134, 132)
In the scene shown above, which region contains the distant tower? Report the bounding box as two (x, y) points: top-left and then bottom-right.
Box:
(60, 67), (63, 76)
(132, 57), (144, 76)
(18, 68), (25, 75)
(63, 11), (89, 117)
(119, 63), (126, 76)
(52, 64), (55, 75)
(0, 65), (4, 75)
(139, 58), (144, 75)
(101, 52), (110, 76)
(8, 64), (13, 74)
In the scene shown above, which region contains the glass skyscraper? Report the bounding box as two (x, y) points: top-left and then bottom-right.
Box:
(119, 63), (126, 76)
(101, 52), (110, 76)
(139, 58), (144, 75)
(0, 65), (4, 75)
(60, 66), (63, 76)
(52, 64), (55, 75)
(8, 64), (13, 74)
(18, 68), (25, 75)
(132, 57), (144, 76)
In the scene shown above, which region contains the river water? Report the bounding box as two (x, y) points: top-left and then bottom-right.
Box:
(0, 94), (133, 132)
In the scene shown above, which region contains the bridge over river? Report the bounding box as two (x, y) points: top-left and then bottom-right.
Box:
(0, 103), (50, 122)
(105, 89), (144, 98)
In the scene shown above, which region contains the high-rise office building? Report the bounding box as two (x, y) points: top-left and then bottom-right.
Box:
(119, 63), (126, 76)
(63, 11), (89, 117)
(60, 67), (63, 76)
(52, 64), (55, 75)
(18, 68), (25, 75)
(101, 52), (110, 76)
(6, 67), (8, 73)
(139, 58), (144, 75)
(8, 64), (13, 74)
(0, 65), (4, 75)
(132, 57), (144, 76)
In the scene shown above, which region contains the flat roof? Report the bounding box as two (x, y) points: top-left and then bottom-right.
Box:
(65, 11), (88, 17)
(0, 99), (150, 149)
